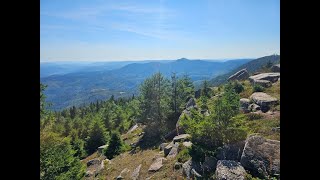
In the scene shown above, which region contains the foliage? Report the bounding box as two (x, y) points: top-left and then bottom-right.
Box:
(253, 84), (265, 92)
(231, 81), (244, 94)
(85, 119), (108, 154)
(40, 132), (85, 180)
(104, 132), (124, 159)
(181, 83), (248, 162)
(177, 144), (191, 163)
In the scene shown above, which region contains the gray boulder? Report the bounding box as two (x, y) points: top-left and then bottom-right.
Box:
(216, 141), (245, 161)
(249, 73), (280, 83)
(164, 141), (174, 156)
(240, 135), (280, 179)
(186, 98), (197, 110)
(167, 143), (179, 159)
(215, 160), (246, 180)
(248, 103), (261, 112)
(173, 134), (191, 143)
(228, 69), (249, 81)
(148, 157), (166, 172)
(159, 143), (169, 151)
(250, 92), (277, 112)
(239, 98), (250, 113)
(271, 64), (280, 72)
(130, 164), (141, 180)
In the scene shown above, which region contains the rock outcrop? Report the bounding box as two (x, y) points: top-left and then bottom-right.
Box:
(215, 160), (246, 180)
(249, 73), (280, 83)
(228, 69), (249, 81)
(250, 92), (278, 112)
(240, 135), (280, 179)
(216, 141), (245, 161)
(182, 159), (202, 179)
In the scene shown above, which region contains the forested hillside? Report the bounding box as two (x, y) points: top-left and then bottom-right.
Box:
(40, 61), (280, 179)
(40, 58), (251, 110)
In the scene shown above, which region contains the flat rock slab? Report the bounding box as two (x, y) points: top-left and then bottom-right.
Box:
(228, 69), (249, 81)
(249, 73), (280, 83)
(173, 134), (191, 143)
(215, 160), (246, 180)
(240, 135), (280, 179)
(148, 157), (166, 172)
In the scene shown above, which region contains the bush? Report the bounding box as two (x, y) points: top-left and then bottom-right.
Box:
(177, 144), (191, 163)
(253, 84), (265, 92)
(232, 81), (244, 94)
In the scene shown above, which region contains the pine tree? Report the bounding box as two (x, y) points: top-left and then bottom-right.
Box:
(86, 119), (108, 154)
(104, 132), (123, 159)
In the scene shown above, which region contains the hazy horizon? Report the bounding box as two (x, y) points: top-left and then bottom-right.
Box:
(41, 0), (280, 62)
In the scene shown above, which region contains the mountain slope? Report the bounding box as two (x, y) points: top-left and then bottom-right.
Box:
(41, 58), (251, 110)
(209, 55), (280, 86)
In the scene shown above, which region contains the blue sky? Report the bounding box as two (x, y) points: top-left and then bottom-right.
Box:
(40, 0), (280, 62)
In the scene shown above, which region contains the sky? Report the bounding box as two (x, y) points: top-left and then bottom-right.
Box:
(40, 0), (280, 62)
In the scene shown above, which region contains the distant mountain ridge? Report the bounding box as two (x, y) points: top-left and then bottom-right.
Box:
(209, 55), (280, 86)
(41, 58), (252, 110)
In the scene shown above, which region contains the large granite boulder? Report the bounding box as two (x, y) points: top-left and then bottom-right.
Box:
(239, 98), (250, 113)
(215, 160), (246, 180)
(173, 134), (191, 143)
(249, 92), (278, 112)
(148, 157), (166, 172)
(249, 73), (280, 83)
(216, 141), (246, 161)
(271, 64), (280, 72)
(228, 69), (249, 81)
(240, 135), (280, 179)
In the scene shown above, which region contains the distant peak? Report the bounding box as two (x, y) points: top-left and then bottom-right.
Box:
(177, 58), (189, 61)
